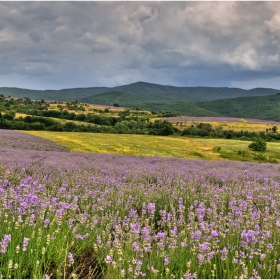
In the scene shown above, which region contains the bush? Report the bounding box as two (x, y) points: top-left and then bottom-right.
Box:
(248, 138), (267, 151)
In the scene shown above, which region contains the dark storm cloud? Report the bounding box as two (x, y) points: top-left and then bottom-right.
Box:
(0, 1), (279, 90)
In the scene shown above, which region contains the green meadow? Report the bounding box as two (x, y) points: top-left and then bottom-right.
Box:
(22, 131), (280, 163)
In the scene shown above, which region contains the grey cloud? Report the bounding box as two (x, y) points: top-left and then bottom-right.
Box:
(0, 2), (279, 90)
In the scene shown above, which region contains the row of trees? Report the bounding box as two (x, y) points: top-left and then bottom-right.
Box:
(0, 115), (177, 136)
(181, 122), (280, 141)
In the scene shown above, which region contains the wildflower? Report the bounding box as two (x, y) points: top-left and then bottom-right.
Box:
(104, 255), (113, 263)
(155, 231), (166, 239)
(170, 226), (178, 237)
(68, 252), (74, 265)
(186, 260), (192, 268)
(22, 237), (30, 251)
(198, 242), (210, 253)
(164, 256), (169, 265)
(183, 272), (195, 279)
(135, 259), (143, 271)
(0, 234), (12, 253)
(147, 203), (156, 214)
(197, 253), (205, 265)
(112, 261), (117, 269)
(8, 259), (13, 269)
(16, 245), (20, 254)
(43, 218), (50, 228)
(151, 266), (159, 275)
(120, 269), (126, 277)
(211, 230), (219, 237)
(130, 223), (141, 234)
(132, 242), (139, 251)
(46, 234), (51, 246)
(190, 230), (201, 241)
(220, 247), (229, 261)
(165, 267), (170, 275)
(267, 243), (274, 252)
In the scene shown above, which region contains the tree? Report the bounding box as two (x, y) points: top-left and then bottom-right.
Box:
(272, 126), (278, 133)
(248, 138), (267, 151)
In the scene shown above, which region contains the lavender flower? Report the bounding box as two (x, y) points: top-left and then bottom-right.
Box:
(68, 252), (75, 265)
(22, 237), (30, 251)
(0, 234), (12, 253)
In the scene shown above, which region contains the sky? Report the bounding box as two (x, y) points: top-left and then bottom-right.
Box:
(0, 1), (280, 90)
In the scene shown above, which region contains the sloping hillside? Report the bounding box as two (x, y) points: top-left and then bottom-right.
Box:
(197, 94), (280, 121)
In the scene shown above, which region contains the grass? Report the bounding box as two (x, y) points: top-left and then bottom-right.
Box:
(171, 119), (278, 133)
(21, 131), (280, 163)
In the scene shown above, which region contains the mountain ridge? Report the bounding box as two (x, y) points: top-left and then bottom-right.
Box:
(0, 81), (279, 102)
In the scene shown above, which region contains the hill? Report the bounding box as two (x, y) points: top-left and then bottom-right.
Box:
(0, 87), (109, 101)
(79, 91), (219, 116)
(112, 81), (280, 102)
(0, 81), (279, 102)
(197, 94), (280, 122)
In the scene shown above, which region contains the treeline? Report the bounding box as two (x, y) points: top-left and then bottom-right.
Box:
(0, 114), (177, 136)
(181, 122), (280, 141)
(0, 95), (49, 112)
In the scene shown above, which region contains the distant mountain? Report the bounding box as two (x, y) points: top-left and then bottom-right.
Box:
(0, 87), (109, 101)
(102, 81), (280, 102)
(0, 81), (279, 102)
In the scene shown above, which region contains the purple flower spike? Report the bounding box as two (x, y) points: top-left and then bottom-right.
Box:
(23, 237), (30, 251)
(0, 234), (12, 253)
(68, 252), (75, 265)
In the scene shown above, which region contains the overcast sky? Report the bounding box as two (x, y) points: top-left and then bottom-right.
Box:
(0, 1), (280, 90)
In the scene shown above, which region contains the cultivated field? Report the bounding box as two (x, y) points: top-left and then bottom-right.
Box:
(22, 131), (280, 163)
(0, 129), (68, 152)
(164, 117), (280, 132)
(0, 138), (279, 278)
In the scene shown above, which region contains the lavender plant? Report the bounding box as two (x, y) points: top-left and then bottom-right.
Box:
(0, 146), (279, 278)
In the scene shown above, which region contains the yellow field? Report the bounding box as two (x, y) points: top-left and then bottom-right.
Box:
(48, 102), (151, 117)
(172, 119), (277, 133)
(21, 131), (280, 163)
(15, 113), (28, 118)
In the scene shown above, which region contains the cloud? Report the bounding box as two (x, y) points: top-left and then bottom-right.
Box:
(0, 2), (279, 90)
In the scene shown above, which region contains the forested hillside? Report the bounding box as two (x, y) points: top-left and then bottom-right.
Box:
(0, 81), (278, 103)
(197, 94), (280, 121)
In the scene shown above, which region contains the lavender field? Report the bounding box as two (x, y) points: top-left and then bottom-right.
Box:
(163, 117), (280, 125)
(0, 139), (280, 279)
(0, 129), (69, 152)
